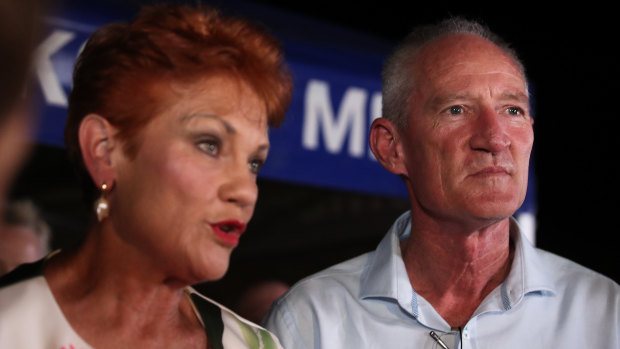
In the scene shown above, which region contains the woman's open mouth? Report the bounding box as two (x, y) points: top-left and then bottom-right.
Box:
(210, 220), (246, 246)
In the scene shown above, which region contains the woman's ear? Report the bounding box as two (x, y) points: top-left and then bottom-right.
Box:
(78, 114), (118, 188)
(369, 117), (407, 176)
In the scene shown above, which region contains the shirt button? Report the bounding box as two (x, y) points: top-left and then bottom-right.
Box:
(463, 327), (470, 339)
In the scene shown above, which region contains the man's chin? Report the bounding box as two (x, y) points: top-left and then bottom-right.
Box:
(467, 204), (520, 223)
(456, 195), (521, 221)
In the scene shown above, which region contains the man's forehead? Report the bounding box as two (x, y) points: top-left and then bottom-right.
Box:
(412, 34), (527, 96)
(415, 33), (524, 79)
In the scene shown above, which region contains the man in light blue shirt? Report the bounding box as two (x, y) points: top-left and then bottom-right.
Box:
(264, 17), (620, 349)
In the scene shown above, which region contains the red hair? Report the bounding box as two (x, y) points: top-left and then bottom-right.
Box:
(64, 4), (292, 203)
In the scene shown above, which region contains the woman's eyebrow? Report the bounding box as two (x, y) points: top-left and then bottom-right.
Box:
(181, 113), (236, 134)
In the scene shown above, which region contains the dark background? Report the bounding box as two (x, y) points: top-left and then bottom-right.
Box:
(10, 1), (619, 309)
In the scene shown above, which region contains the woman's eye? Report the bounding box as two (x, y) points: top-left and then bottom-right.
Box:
(448, 105), (464, 115)
(197, 139), (220, 156)
(248, 159), (265, 174)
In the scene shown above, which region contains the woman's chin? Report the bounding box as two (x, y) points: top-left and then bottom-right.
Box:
(187, 259), (230, 284)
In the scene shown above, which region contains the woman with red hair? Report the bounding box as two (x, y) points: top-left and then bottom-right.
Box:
(0, 4), (292, 348)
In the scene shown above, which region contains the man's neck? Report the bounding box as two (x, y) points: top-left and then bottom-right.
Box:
(400, 217), (514, 327)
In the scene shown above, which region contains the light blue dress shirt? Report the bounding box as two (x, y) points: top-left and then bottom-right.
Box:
(264, 211), (620, 349)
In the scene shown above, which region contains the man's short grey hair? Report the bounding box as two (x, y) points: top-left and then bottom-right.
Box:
(381, 17), (527, 130)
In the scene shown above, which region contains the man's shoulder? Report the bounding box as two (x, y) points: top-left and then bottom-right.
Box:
(296, 251), (371, 286)
(277, 251), (372, 306)
(534, 247), (619, 294)
(264, 251), (376, 347)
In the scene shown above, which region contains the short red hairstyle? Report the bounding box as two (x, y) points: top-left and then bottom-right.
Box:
(64, 4), (292, 203)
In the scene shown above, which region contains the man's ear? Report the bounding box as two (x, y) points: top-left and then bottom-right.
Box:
(369, 117), (407, 176)
(78, 114), (118, 188)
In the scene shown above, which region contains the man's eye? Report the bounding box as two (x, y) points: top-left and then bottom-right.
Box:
(197, 140), (220, 156)
(448, 105), (463, 115)
(506, 106), (523, 115)
(249, 159), (265, 174)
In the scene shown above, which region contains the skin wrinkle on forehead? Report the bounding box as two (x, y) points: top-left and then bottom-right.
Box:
(425, 67), (526, 90)
(431, 64), (522, 77)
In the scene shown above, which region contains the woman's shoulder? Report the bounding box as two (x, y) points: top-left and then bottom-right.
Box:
(0, 260), (48, 313)
(186, 287), (284, 349)
(0, 260), (92, 348)
(0, 258), (45, 288)
(0, 267), (49, 328)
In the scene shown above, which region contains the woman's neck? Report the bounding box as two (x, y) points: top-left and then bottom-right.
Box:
(44, 223), (206, 347)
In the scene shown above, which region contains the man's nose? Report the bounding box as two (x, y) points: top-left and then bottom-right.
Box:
(469, 107), (510, 153)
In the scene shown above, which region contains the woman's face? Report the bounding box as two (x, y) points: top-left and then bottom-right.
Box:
(110, 75), (269, 283)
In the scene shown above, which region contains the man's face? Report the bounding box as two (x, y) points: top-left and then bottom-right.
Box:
(401, 33), (533, 225)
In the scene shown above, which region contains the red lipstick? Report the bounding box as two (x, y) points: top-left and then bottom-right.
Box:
(211, 220), (246, 247)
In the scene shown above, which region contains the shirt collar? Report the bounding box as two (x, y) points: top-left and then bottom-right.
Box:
(359, 211), (557, 313)
(359, 211), (415, 309)
(501, 217), (556, 308)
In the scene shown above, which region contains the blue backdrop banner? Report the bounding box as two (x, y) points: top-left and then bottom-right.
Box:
(30, 4), (536, 218)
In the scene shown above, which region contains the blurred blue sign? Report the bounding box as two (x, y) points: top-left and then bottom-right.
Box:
(30, 4), (536, 222)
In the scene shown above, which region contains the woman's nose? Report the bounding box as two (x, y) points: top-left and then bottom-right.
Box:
(218, 164), (258, 210)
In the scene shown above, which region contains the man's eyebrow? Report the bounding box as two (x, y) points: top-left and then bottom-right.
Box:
(427, 91), (529, 110)
(181, 113), (236, 134)
(499, 91), (529, 104)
